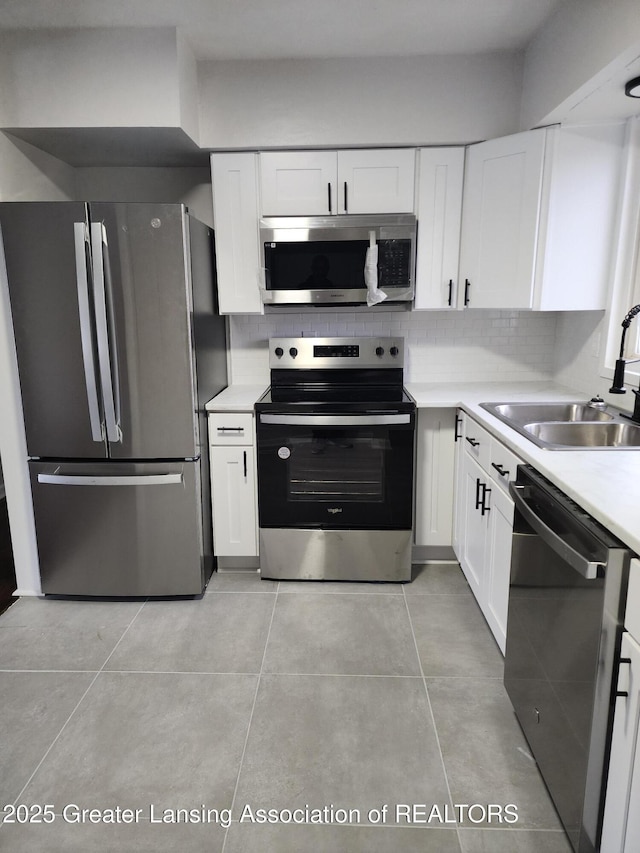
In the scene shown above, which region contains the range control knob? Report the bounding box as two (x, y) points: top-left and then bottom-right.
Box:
(274, 346), (284, 358)
(375, 346), (385, 357)
(289, 347), (298, 358)
(390, 346), (399, 357)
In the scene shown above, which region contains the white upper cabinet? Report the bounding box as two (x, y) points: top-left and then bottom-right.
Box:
(259, 149), (416, 216)
(458, 123), (625, 310)
(259, 151), (337, 216)
(210, 152), (263, 315)
(336, 149), (416, 214)
(414, 147), (465, 310)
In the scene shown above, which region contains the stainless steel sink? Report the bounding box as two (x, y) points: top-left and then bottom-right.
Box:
(524, 421), (640, 448)
(486, 402), (613, 425)
(479, 401), (640, 450)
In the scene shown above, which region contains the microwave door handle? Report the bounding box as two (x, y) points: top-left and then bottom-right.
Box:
(90, 222), (121, 443)
(73, 222), (103, 442)
(509, 483), (603, 580)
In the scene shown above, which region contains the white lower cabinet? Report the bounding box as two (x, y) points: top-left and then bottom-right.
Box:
(453, 411), (521, 653)
(602, 561), (640, 853)
(208, 413), (258, 558)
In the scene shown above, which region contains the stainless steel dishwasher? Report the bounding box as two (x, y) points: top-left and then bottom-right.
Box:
(504, 465), (631, 853)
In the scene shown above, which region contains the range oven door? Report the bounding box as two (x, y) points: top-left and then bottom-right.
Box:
(256, 411), (414, 530)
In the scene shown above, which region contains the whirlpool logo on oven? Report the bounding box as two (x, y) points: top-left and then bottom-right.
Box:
(327, 507), (343, 514)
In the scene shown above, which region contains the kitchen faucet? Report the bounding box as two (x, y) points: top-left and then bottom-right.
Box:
(609, 303), (640, 423)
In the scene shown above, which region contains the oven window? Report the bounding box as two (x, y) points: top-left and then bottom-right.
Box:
(288, 434), (384, 502)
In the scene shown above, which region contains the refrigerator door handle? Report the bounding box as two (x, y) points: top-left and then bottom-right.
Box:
(73, 222), (103, 443)
(38, 472), (183, 487)
(91, 222), (121, 443)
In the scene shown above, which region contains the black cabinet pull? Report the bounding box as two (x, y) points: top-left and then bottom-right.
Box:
(243, 450), (247, 479)
(481, 485), (491, 515)
(491, 462), (509, 477)
(344, 181), (348, 213)
(447, 279), (454, 307)
(617, 657), (632, 698)
(454, 415), (463, 442)
(328, 182), (332, 214)
(465, 436), (480, 447)
(475, 478), (483, 510)
(464, 279), (471, 306)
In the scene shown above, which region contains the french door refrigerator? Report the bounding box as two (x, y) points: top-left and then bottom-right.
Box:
(0, 202), (227, 596)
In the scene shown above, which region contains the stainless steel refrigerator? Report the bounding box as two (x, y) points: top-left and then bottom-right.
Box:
(0, 202), (227, 596)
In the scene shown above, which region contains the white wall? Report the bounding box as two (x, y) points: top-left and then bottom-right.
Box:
(0, 133), (76, 200)
(0, 28), (183, 129)
(75, 167), (213, 226)
(228, 309), (558, 387)
(199, 53), (524, 149)
(521, 0), (640, 129)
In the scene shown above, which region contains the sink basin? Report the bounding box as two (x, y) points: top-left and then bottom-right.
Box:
(479, 401), (640, 450)
(486, 402), (613, 425)
(524, 421), (640, 448)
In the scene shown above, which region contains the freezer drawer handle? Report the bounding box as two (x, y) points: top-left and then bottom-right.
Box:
(37, 473), (183, 487)
(509, 483), (603, 580)
(73, 222), (103, 443)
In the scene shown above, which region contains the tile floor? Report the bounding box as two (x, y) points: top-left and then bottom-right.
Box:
(0, 563), (573, 852)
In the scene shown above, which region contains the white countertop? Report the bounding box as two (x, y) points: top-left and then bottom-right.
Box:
(407, 380), (640, 557)
(208, 381), (640, 556)
(205, 385), (267, 412)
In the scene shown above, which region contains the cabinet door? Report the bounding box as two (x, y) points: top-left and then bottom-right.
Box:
(210, 446), (258, 557)
(414, 408), (456, 547)
(459, 128), (547, 309)
(458, 450), (489, 602)
(211, 153), (263, 314)
(337, 149), (416, 214)
(414, 148), (465, 309)
(483, 483), (513, 655)
(260, 151), (337, 216)
(601, 631), (640, 853)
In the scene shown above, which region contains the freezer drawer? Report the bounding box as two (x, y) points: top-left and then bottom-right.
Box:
(30, 461), (205, 596)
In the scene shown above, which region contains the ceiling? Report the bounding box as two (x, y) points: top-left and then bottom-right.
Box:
(0, 0), (565, 61)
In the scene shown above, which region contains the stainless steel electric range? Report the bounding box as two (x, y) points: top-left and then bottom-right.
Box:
(255, 337), (416, 581)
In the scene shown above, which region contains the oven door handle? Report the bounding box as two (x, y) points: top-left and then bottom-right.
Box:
(509, 483), (603, 580)
(258, 413), (412, 426)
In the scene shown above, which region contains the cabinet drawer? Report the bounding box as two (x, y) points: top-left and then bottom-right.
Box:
(463, 417), (491, 470)
(208, 412), (254, 445)
(489, 438), (522, 493)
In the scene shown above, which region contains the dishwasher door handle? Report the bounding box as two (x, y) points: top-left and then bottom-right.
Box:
(509, 483), (603, 580)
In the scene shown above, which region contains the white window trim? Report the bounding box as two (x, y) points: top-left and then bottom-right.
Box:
(603, 116), (640, 388)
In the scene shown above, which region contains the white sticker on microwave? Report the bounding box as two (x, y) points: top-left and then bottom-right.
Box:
(277, 446), (291, 460)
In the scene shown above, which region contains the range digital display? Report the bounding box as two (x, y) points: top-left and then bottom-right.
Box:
(313, 345), (360, 358)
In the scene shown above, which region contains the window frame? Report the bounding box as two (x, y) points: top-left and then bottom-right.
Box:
(603, 117), (640, 385)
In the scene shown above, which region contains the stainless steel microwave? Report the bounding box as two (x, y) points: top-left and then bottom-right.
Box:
(260, 214), (416, 307)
